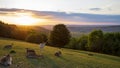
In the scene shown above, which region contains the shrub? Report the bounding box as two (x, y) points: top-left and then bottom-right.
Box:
(26, 33), (47, 44)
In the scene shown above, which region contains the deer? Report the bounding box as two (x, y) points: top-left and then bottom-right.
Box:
(26, 48), (38, 58)
(0, 54), (12, 66)
(4, 43), (13, 49)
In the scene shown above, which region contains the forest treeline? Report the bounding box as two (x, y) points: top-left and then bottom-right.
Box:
(0, 21), (48, 43)
(65, 30), (120, 56)
(0, 21), (120, 56)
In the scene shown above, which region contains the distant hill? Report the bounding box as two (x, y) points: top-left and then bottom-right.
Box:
(17, 25), (50, 34)
(40, 25), (120, 37)
(40, 25), (120, 33)
(67, 25), (120, 33)
(33, 26), (50, 33)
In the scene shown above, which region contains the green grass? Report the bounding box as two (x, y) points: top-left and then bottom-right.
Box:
(0, 38), (120, 68)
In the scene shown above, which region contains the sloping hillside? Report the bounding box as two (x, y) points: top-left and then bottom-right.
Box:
(0, 38), (120, 68)
(16, 25), (50, 34)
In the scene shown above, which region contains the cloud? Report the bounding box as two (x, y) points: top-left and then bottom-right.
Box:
(0, 8), (120, 25)
(89, 8), (102, 11)
(34, 11), (120, 23)
(107, 8), (112, 11)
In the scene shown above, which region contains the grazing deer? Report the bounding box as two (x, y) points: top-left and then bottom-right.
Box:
(55, 51), (62, 57)
(0, 54), (12, 66)
(4, 43), (13, 49)
(26, 48), (37, 58)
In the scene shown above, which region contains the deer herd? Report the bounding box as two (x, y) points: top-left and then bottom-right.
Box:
(0, 43), (62, 67)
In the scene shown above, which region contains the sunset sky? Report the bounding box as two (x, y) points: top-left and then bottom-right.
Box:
(0, 0), (120, 25)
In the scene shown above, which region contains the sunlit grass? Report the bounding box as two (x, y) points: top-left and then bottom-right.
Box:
(0, 38), (120, 68)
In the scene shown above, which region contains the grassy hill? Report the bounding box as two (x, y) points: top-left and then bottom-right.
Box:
(0, 38), (120, 68)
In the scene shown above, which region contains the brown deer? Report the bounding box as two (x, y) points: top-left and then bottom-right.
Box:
(26, 48), (38, 58)
(0, 54), (12, 66)
(4, 43), (13, 49)
(55, 51), (62, 57)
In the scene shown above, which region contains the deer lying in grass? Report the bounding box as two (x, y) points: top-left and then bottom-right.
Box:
(26, 48), (39, 58)
(0, 54), (12, 66)
(4, 43), (13, 49)
(55, 51), (62, 57)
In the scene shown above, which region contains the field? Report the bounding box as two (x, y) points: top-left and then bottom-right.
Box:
(0, 38), (120, 68)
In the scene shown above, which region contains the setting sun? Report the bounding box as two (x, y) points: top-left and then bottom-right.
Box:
(0, 12), (46, 25)
(13, 15), (43, 25)
(12, 12), (46, 25)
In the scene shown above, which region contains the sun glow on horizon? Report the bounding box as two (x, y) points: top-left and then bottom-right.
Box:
(0, 12), (46, 25)
(12, 15), (43, 25)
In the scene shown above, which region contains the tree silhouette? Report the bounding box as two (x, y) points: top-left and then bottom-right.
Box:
(49, 24), (71, 48)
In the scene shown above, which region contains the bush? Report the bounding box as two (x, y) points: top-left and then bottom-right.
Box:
(65, 35), (88, 50)
(77, 35), (88, 50)
(26, 33), (47, 44)
(65, 37), (79, 49)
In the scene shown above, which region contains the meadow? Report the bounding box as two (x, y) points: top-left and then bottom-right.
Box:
(0, 38), (120, 68)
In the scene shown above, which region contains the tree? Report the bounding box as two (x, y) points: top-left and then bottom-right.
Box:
(65, 35), (88, 50)
(88, 30), (103, 52)
(77, 35), (88, 50)
(65, 37), (79, 49)
(0, 21), (13, 38)
(49, 24), (71, 48)
(103, 32), (120, 56)
(26, 33), (47, 44)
